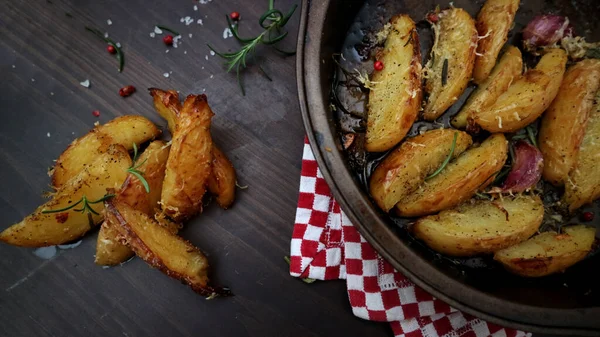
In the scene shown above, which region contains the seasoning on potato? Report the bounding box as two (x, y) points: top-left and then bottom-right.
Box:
(539, 59), (600, 186)
(365, 14), (421, 152)
(423, 7), (478, 121)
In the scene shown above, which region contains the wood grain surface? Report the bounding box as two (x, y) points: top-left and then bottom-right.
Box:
(0, 0), (391, 336)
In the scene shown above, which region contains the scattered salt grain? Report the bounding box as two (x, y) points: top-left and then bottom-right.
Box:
(31, 78), (35, 82)
(104, 32), (109, 38)
(170, 71), (173, 74)
(205, 55), (209, 60)
(50, 92), (54, 96)
(47, 132), (51, 137)
(199, 0), (211, 4)
(116, 42), (121, 48)
(11, 65), (15, 68)
(166, 49), (170, 53)
(150, 32), (156, 38)
(189, 33), (193, 38)
(197, 19), (203, 25)
(184, 16), (194, 25)
(223, 28), (233, 39)
(94, 121), (100, 126)
(163, 72), (170, 78)
(154, 26), (163, 34)
(107, 19), (112, 25)
(202, 66), (205, 70)
(193, 5), (198, 11)
(184, 50), (187, 54)
(210, 50), (215, 56)
(80, 79), (90, 88)
(210, 75), (214, 79)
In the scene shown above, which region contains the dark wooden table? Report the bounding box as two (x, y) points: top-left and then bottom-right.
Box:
(0, 0), (393, 336)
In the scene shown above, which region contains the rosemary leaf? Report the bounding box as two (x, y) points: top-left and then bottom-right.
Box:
(526, 125), (537, 147)
(129, 170), (150, 193)
(156, 25), (180, 36)
(426, 132), (458, 180)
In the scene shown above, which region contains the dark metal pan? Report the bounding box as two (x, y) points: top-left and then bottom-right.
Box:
(296, 0), (600, 334)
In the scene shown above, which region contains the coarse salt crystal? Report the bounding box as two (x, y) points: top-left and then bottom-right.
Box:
(107, 19), (112, 25)
(205, 55), (209, 60)
(193, 5), (198, 11)
(210, 50), (215, 56)
(180, 17), (185, 23)
(154, 26), (163, 34)
(169, 71), (173, 74)
(197, 19), (203, 25)
(80, 79), (90, 88)
(47, 132), (51, 137)
(163, 72), (170, 78)
(116, 42), (121, 48)
(189, 33), (193, 38)
(184, 51), (187, 54)
(166, 49), (170, 53)
(31, 78), (36, 82)
(104, 32), (109, 38)
(50, 92), (54, 96)
(184, 16), (193, 25)
(223, 28), (233, 39)
(202, 66), (205, 70)
(150, 32), (156, 38)
(210, 75), (214, 79)
(12, 65), (15, 68)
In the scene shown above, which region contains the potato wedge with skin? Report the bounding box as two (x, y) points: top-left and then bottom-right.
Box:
(370, 129), (472, 212)
(564, 97), (600, 212)
(413, 195), (543, 257)
(104, 199), (230, 297)
(51, 115), (160, 188)
(473, 49), (567, 133)
(365, 15), (421, 152)
(161, 94), (214, 222)
(396, 134), (508, 217)
(494, 225), (596, 277)
(539, 59), (600, 186)
(150, 88), (237, 209)
(95, 141), (170, 266)
(472, 0), (520, 84)
(423, 8), (478, 121)
(0, 145), (131, 247)
(452, 46), (522, 129)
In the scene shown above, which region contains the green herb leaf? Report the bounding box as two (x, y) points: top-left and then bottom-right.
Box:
(156, 25), (179, 36)
(127, 142), (150, 193)
(85, 26), (124, 72)
(426, 132), (458, 180)
(41, 193), (114, 214)
(526, 125), (537, 147)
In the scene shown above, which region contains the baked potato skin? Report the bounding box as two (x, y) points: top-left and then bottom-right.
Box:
(452, 46), (522, 129)
(494, 225), (596, 277)
(539, 59), (600, 186)
(413, 195), (543, 257)
(564, 97), (600, 212)
(396, 134), (508, 217)
(95, 141), (170, 266)
(366, 15), (422, 152)
(161, 95), (214, 222)
(104, 199), (229, 297)
(370, 129), (473, 212)
(207, 146), (236, 209)
(149, 88), (181, 132)
(472, 0), (520, 84)
(51, 115), (160, 188)
(423, 8), (478, 121)
(473, 49), (567, 133)
(0, 145), (131, 247)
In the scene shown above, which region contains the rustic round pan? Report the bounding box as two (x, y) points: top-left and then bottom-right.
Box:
(296, 0), (600, 335)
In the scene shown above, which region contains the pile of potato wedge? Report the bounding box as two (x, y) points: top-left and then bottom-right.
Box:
(358, 0), (600, 277)
(0, 88), (236, 297)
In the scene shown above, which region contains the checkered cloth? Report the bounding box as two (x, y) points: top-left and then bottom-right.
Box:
(290, 138), (531, 337)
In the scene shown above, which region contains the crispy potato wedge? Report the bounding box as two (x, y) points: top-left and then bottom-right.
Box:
(95, 141), (170, 266)
(370, 129), (472, 212)
(150, 88), (237, 210)
(452, 46), (522, 129)
(0, 145), (131, 247)
(207, 146), (236, 209)
(161, 94), (214, 222)
(494, 225), (596, 277)
(564, 96), (600, 212)
(413, 195), (543, 257)
(365, 15), (421, 152)
(539, 59), (600, 186)
(472, 0), (520, 84)
(423, 8), (478, 121)
(104, 199), (230, 297)
(473, 49), (567, 133)
(396, 134), (508, 217)
(51, 115), (160, 188)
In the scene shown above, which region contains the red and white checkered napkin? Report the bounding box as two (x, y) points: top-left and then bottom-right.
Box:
(289, 138), (531, 337)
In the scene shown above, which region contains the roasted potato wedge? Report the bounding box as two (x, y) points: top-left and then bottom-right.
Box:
(472, 0), (520, 84)
(0, 145), (131, 247)
(370, 129), (473, 212)
(104, 199), (230, 297)
(413, 195), (543, 257)
(564, 96), (600, 212)
(396, 134), (508, 217)
(207, 146), (236, 209)
(494, 225), (596, 277)
(452, 46), (522, 129)
(365, 15), (421, 152)
(473, 49), (567, 133)
(161, 94), (214, 222)
(539, 59), (600, 186)
(150, 88), (237, 210)
(95, 141), (170, 266)
(51, 115), (160, 188)
(423, 8), (478, 121)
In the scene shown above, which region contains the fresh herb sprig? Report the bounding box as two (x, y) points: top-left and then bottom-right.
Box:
(42, 193), (115, 227)
(156, 25), (179, 36)
(208, 0), (298, 95)
(426, 132), (458, 180)
(85, 26), (124, 72)
(127, 143), (150, 193)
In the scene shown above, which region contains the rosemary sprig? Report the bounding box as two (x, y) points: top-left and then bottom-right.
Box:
(426, 132), (458, 180)
(85, 26), (124, 72)
(156, 25), (179, 36)
(526, 125), (538, 147)
(127, 143), (150, 193)
(208, 1), (298, 95)
(42, 193), (115, 227)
